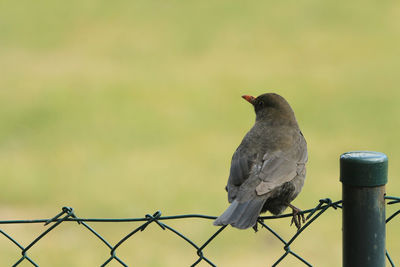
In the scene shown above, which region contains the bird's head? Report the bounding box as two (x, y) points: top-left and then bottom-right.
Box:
(242, 93), (298, 126)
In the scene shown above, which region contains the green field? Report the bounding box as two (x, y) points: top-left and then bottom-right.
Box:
(1, 1), (400, 266)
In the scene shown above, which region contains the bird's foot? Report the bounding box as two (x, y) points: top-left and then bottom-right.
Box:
(252, 218), (264, 232)
(288, 204), (306, 231)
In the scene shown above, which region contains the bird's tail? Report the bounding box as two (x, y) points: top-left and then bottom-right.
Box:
(213, 199), (266, 229)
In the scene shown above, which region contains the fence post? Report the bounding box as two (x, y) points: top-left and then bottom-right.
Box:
(340, 151), (388, 267)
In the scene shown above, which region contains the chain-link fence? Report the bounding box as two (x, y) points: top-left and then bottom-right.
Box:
(1, 196), (399, 267)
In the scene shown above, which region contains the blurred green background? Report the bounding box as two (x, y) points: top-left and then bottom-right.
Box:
(1, 1), (400, 266)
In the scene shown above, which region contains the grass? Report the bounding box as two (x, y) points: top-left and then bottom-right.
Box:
(1, 1), (400, 266)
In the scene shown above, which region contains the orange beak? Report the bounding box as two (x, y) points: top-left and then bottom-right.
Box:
(242, 95), (255, 104)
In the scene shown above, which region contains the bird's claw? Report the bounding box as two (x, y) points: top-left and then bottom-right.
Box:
(289, 205), (306, 230)
(252, 218), (265, 232)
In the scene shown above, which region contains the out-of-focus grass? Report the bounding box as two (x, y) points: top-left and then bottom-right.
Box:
(1, 1), (399, 266)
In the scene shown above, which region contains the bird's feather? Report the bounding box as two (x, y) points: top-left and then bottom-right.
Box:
(213, 198), (266, 229)
(227, 149), (255, 202)
(256, 135), (307, 195)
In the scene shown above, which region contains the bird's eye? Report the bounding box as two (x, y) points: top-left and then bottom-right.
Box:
(258, 100), (264, 107)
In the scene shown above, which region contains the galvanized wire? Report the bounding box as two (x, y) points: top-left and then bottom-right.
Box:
(0, 196), (399, 267)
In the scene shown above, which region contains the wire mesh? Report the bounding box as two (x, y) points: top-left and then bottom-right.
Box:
(1, 196), (399, 267)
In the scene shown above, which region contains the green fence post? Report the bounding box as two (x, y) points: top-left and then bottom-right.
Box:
(340, 151), (388, 267)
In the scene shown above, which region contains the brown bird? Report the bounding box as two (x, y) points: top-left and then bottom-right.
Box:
(214, 93), (307, 230)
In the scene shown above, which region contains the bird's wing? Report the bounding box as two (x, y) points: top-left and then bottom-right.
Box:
(226, 149), (255, 202)
(256, 136), (307, 196)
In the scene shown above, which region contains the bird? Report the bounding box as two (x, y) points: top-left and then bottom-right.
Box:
(214, 93), (307, 230)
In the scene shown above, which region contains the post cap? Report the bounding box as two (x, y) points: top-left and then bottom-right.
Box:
(340, 151), (388, 186)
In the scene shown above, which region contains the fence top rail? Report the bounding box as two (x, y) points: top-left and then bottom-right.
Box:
(0, 199), (345, 225)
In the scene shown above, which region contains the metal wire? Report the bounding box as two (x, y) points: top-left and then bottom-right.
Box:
(0, 196), (399, 267)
